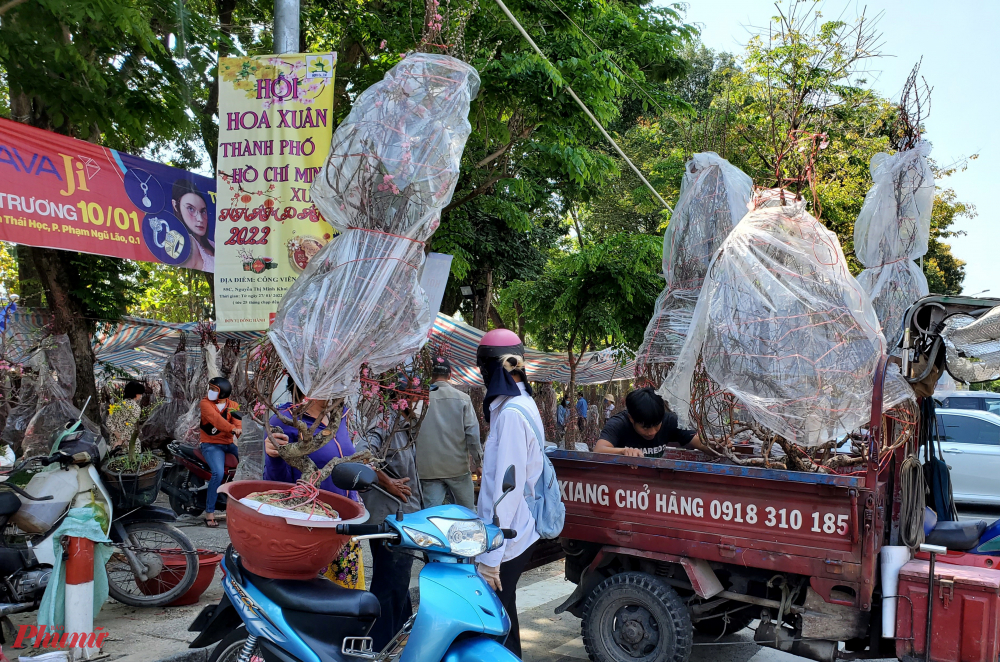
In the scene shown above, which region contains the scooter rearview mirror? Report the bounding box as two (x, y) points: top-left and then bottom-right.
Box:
(501, 465), (516, 494)
(493, 465), (517, 526)
(330, 462), (378, 493)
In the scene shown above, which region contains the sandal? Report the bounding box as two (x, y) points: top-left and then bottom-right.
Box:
(205, 518), (219, 528)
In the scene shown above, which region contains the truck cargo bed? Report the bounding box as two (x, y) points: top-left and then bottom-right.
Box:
(551, 449), (884, 609)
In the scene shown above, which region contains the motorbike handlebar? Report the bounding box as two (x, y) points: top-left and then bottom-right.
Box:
(501, 529), (517, 539)
(336, 523), (388, 536)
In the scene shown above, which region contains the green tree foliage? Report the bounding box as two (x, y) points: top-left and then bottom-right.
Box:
(0, 243), (16, 299)
(131, 265), (215, 323)
(0, 0), (200, 422)
(306, 0), (696, 326)
(499, 233), (662, 443)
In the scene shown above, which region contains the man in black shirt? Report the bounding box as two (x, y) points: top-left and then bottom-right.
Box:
(595, 387), (707, 458)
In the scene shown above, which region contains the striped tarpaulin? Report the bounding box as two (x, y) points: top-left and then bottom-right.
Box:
(429, 315), (633, 386)
(4, 311), (631, 385)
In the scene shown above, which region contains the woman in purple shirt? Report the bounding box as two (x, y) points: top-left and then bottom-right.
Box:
(264, 395), (356, 497)
(264, 379), (363, 588)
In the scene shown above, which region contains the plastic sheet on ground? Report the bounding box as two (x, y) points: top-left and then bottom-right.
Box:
(270, 54), (480, 399)
(941, 306), (1000, 383)
(660, 197), (886, 447)
(636, 153), (753, 376)
(854, 142), (934, 348)
(21, 335), (99, 457)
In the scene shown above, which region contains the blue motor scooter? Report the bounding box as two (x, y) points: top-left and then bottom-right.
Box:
(189, 462), (522, 662)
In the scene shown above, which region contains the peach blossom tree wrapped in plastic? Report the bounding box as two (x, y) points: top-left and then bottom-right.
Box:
(660, 195), (886, 449)
(635, 153), (752, 384)
(854, 142), (934, 349)
(268, 54), (480, 401)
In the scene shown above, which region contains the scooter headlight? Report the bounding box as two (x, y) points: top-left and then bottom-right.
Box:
(428, 518), (488, 557)
(402, 526), (444, 549)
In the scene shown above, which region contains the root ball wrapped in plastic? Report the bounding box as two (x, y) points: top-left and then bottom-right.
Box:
(636, 153), (752, 379)
(854, 142), (934, 347)
(270, 54), (480, 399)
(140, 341), (194, 447)
(21, 335), (99, 457)
(660, 196), (886, 447)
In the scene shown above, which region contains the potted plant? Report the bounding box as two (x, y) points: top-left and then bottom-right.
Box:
(101, 398), (165, 509)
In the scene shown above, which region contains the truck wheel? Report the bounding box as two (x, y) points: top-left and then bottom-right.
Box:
(582, 571), (692, 662)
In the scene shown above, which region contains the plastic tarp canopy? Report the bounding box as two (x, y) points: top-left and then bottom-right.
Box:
(636, 153), (753, 374)
(269, 54), (480, 399)
(854, 142), (934, 349)
(660, 197), (887, 447)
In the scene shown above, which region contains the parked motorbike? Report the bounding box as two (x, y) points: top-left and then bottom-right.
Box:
(0, 406), (198, 616)
(162, 440), (238, 517)
(924, 507), (1000, 555)
(189, 462), (522, 662)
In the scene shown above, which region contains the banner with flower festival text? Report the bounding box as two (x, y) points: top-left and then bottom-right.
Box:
(214, 52), (337, 331)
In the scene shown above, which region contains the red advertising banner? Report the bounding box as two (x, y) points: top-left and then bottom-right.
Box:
(0, 118), (217, 272)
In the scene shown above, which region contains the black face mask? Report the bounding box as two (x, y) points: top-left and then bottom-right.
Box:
(480, 358), (532, 422)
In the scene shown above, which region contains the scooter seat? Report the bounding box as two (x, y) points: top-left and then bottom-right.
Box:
(191, 446), (239, 470)
(926, 519), (988, 551)
(245, 566), (381, 618)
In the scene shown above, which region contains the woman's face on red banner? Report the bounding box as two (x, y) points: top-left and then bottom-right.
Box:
(175, 191), (209, 237)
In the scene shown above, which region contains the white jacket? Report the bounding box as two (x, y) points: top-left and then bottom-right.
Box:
(476, 382), (543, 567)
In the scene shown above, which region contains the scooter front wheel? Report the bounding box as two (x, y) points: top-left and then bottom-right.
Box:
(208, 626), (263, 662)
(106, 522), (198, 607)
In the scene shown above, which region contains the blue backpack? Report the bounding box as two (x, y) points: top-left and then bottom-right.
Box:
(501, 401), (565, 539)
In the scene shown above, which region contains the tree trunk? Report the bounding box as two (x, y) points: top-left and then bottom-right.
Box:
(14, 245), (44, 308)
(26, 246), (102, 424)
(10, 84), (102, 427)
(471, 268), (493, 331)
(564, 368), (577, 450)
(535, 382), (556, 443)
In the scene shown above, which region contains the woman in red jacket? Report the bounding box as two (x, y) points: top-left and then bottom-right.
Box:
(200, 377), (242, 527)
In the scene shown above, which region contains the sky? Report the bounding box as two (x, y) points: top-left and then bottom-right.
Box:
(678, 0), (1000, 296)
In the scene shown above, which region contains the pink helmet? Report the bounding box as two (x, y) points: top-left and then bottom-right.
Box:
(477, 328), (524, 368)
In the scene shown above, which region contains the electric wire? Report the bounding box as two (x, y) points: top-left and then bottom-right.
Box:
(536, 0), (668, 116)
(489, 0), (673, 212)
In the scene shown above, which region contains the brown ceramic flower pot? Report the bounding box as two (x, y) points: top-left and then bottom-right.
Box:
(219, 480), (369, 580)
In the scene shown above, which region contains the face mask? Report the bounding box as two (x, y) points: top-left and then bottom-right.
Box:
(207, 390), (219, 401)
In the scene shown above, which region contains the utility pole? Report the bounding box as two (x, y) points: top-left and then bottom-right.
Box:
(274, 0), (300, 54)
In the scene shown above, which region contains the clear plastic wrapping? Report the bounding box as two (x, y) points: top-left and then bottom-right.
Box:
(21, 335), (98, 457)
(854, 143), (934, 347)
(636, 153), (753, 376)
(941, 307), (1000, 383)
(139, 345), (187, 446)
(269, 54), (480, 399)
(660, 198), (885, 447)
(1, 373), (37, 455)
